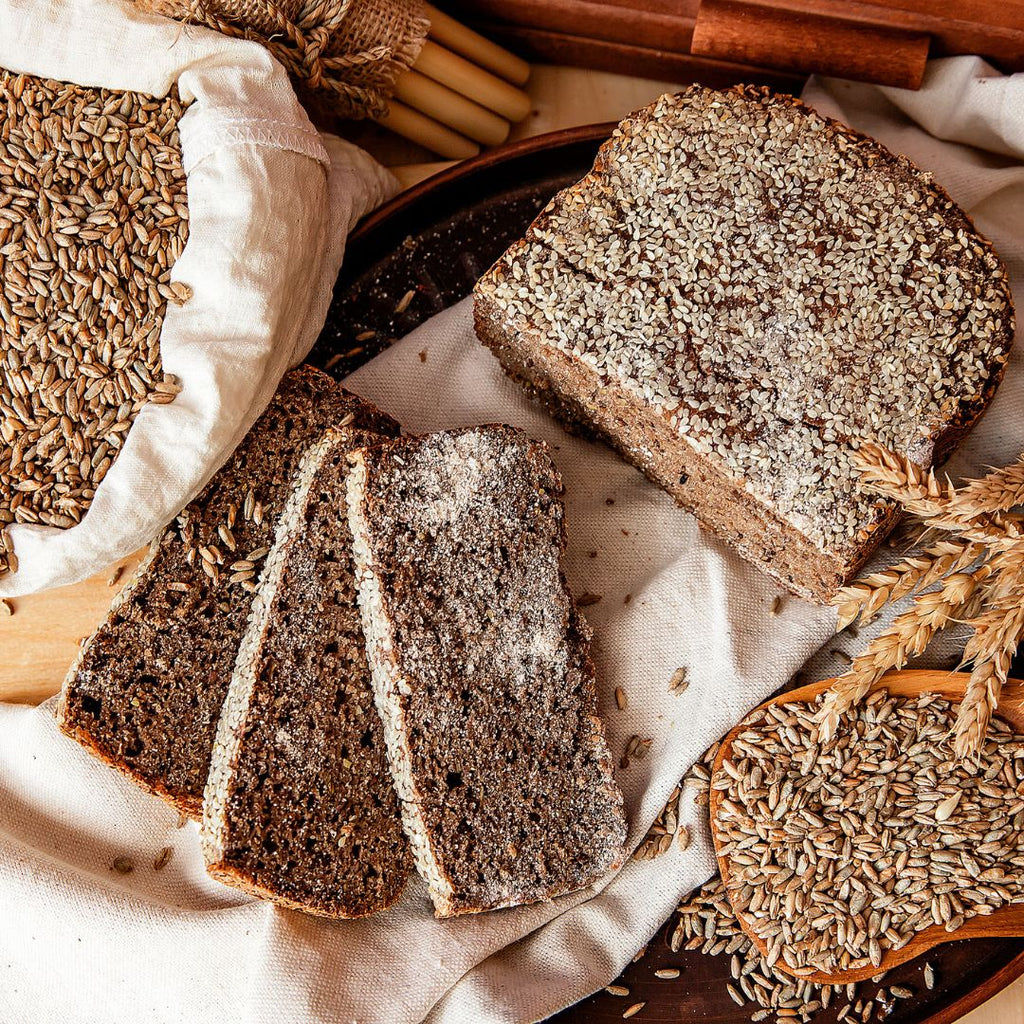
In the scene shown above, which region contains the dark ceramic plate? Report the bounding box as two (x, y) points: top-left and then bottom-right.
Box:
(307, 125), (1024, 1024)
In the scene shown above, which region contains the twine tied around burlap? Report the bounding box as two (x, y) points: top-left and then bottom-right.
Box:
(136, 0), (430, 118)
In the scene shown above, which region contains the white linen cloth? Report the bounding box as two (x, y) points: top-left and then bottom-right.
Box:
(1, 58), (1023, 1024)
(0, 0), (395, 597)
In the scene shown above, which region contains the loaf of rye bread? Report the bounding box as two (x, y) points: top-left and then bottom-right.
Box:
(202, 428), (411, 917)
(473, 86), (1015, 603)
(58, 368), (400, 817)
(346, 426), (627, 917)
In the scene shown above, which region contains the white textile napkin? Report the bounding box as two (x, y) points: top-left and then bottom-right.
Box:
(0, 57), (1022, 1024)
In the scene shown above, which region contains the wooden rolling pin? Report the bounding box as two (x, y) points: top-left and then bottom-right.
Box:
(446, 0), (1024, 90)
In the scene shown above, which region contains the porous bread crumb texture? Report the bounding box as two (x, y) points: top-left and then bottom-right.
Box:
(57, 366), (400, 817)
(348, 425), (627, 917)
(474, 85), (1014, 601)
(202, 430), (411, 918)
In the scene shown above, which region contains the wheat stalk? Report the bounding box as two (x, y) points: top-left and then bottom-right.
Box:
(819, 568), (986, 741)
(823, 445), (1024, 754)
(951, 559), (1024, 757)
(948, 453), (1024, 516)
(854, 444), (1024, 546)
(833, 537), (982, 631)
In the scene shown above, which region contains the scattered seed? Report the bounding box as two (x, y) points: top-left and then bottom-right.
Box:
(0, 597), (12, 616)
(935, 791), (962, 822)
(669, 666), (689, 695)
(577, 592), (602, 606)
(622, 1002), (645, 1019)
(153, 846), (173, 871)
(112, 856), (134, 874)
(631, 945), (647, 964)
(107, 565), (124, 587)
(615, 686), (627, 710)
(394, 288), (416, 314)
(604, 984), (629, 997)
(923, 963), (935, 990)
(654, 968), (680, 979)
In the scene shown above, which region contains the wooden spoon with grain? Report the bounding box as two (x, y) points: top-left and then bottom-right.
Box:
(710, 668), (1024, 985)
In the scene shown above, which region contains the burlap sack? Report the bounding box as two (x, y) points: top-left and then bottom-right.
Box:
(137, 0), (430, 118)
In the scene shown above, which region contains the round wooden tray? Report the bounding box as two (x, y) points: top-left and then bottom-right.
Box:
(307, 125), (1024, 1024)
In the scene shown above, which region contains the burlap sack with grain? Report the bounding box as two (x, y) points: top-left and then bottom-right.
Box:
(136, 0), (430, 118)
(0, 0), (395, 597)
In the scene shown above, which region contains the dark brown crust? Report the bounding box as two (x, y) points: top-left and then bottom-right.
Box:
(57, 367), (400, 817)
(473, 85), (1015, 603)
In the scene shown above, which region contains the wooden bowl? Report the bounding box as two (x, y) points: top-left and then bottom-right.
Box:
(711, 669), (1024, 985)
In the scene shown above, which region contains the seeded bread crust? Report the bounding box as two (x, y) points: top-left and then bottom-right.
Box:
(58, 367), (400, 817)
(347, 426), (627, 918)
(201, 428), (411, 918)
(473, 86), (1015, 603)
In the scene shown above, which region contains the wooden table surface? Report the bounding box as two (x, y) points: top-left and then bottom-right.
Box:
(0, 61), (1020, 1024)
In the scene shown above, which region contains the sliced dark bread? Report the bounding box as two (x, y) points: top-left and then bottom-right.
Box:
(346, 425), (627, 917)
(58, 367), (400, 817)
(202, 428), (411, 917)
(473, 85), (1015, 602)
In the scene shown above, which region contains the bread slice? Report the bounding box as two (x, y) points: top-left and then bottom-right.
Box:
(58, 368), (400, 818)
(346, 425), (627, 918)
(201, 428), (411, 917)
(474, 85), (1015, 603)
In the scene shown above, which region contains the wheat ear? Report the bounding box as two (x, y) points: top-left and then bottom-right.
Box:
(949, 453), (1024, 516)
(953, 564), (1024, 757)
(833, 538), (983, 631)
(854, 444), (1024, 545)
(819, 568), (986, 741)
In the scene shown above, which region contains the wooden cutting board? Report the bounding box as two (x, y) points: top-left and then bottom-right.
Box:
(0, 550), (144, 705)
